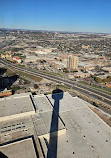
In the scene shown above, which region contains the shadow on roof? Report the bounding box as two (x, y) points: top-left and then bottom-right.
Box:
(0, 151), (8, 158)
(47, 88), (64, 158)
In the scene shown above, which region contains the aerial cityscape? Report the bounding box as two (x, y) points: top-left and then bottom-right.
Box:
(0, 0), (111, 158)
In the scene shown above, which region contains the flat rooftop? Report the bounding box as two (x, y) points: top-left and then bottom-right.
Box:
(0, 93), (35, 121)
(33, 94), (65, 138)
(33, 92), (111, 158)
(0, 92), (110, 158)
(0, 116), (34, 144)
(0, 138), (37, 158)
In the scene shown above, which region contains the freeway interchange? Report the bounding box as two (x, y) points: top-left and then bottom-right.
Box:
(0, 58), (111, 107)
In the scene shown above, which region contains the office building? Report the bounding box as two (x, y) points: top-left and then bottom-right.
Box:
(67, 55), (78, 71)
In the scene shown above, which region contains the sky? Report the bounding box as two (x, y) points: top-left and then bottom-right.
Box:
(0, 0), (111, 33)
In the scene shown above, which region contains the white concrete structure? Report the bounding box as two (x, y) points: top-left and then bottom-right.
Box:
(13, 56), (21, 63)
(0, 138), (37, 158)
(24, 55), (38, 63)
(0, 93), (35, 121)
(33, 94), (65, 139)
(74, 72), (90, 78)
(35, 92), (111, 158)
(0, 116), (34, 144)
(0, 92), (111, 158)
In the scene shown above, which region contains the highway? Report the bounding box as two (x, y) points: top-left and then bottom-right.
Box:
(0, 58), (111, 106)
(0, 40), (14, 49)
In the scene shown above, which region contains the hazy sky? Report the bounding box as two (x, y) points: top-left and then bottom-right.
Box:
(0, 0), (111, 33)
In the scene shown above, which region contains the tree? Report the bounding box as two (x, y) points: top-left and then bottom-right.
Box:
(34, 84), (39, 89)
(93, 102), (98, 107)
(63, 68), (69, 73)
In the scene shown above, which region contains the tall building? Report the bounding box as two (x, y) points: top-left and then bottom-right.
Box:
(67, 55), (78, 71)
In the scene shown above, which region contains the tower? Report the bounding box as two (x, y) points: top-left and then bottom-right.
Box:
(67, 55), (78, 71)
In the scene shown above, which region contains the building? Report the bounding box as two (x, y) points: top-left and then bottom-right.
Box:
(1, 53), (12, 60)
(67, 73), (74, 79)
(54, 61), (67, 69)
(0, 88), (12, 98)
(74, 72), (90, 78)
(0, 93), (35, 121)
(102, 67), (111, 73)
(24, 55), (37, 63)
(13, 56), (21, 63)
(0, 92), (111, 158)
(67, 55), (78, 71)
(82, 45), (90, 49)
(78, 62), (95, 71)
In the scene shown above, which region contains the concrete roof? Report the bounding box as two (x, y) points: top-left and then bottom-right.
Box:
(46, 92), (86, 113)
(33, 94), (65, 138)
(0, 138), (37, 158)
(0, 93), (35, 121)
(33, 94), (53, 113)
(0, 92), (110, 158)
(35, 92), (111, 158)
(0, 116), (34, 144)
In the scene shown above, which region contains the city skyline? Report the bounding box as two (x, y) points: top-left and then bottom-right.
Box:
(0, 0), (111, 33)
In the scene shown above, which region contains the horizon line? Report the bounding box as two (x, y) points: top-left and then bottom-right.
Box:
(0, 27), (111, 34)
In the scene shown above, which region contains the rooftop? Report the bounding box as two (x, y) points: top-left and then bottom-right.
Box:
(0, 91), (110, 158)
(33, 92), (111, 158)
(0, 93), (35, 121)
(0, 138), (37, 158)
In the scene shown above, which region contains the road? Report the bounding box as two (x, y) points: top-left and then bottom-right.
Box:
(0, 40), (14, 49)
(0, 58), (111, 106)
